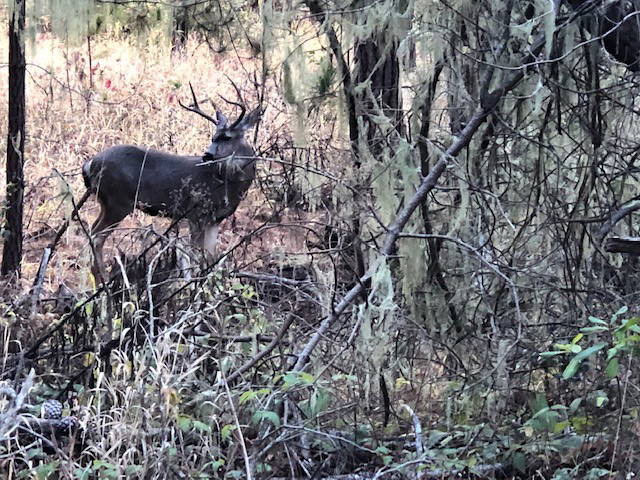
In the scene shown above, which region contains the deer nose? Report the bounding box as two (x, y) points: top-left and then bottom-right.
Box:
(205, 144), (218, 157)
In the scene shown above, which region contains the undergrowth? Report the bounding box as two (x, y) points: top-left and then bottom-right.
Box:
(0, 17), (640, 480)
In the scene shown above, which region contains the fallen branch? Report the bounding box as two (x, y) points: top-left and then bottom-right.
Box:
(0, 369), (35, 440)
(401, 404), (424, 459)
(595, 199), (640, 246)
(30, 247), (51, 317)
(604, 236), (640, 255)
(28, 189), (91, 315)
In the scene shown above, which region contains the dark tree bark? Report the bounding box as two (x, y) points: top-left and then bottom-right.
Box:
(350, 32), (401, 281)
(354, 37), (401, 141)
(172, 4), (190, 53)
(2, 0), (26, 277)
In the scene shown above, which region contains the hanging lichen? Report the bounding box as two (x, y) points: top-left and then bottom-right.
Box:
(282, 49), (297, 105)
(49, 0), (93, 43)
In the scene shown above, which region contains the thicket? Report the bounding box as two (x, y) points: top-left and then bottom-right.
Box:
(2, 0), (640, 478)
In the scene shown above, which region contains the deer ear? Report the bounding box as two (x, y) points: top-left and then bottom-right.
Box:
(216, 111), (228, 128)
(237, 107), (262, 132)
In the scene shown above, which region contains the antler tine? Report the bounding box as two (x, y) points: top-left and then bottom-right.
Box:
(220, 77), (247, 129)
(179, 82), (218, 125)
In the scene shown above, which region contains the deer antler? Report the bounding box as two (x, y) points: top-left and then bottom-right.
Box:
(219, 77), (246, 129)
(179, 82), (218, 125)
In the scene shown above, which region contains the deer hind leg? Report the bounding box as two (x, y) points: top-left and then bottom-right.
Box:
(89, 200), (128, 281)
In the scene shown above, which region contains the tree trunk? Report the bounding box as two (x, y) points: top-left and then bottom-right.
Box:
(172, 4), (190, 53)
(2, 0), (26, 277)
(354, 37), (401, 141)
(348, 37), (401, 280)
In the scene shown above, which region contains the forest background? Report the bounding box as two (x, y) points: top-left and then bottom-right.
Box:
(2, 0), (640, 478)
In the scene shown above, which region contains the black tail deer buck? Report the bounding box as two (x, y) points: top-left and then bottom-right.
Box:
(82, 84), (262, 279)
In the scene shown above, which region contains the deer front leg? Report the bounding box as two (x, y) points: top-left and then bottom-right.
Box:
(188, 221), (219, 258)
(188, 220), (205, 250)
(203, 223), (219, 256)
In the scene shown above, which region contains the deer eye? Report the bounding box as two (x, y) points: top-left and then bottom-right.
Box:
(214, 132), (231, 142)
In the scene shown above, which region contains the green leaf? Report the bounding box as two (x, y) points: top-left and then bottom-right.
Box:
(550, 404), (568, 410)
(571, 333), (584, 344)
(569, 398), (582, 414)
(613, 305), (629, 320)
(252, 410), (280, 427)
(221, 424), (236, 442)
(310, 388), (329, 416)
(74, 467), (92, 480)
(539, 351), (566, 357)
(588, 316), (608, 325)
(581, 326), (608, 334)
(282, 371), (315, 389)
(512, 452), (526, 473)
(193, 420), (213, 433)
(563, 343), (607, 379)
(103, 468), (119, 479)
(27, 447), (43, 459)
(553, 420), (569, 433)
(528, 393), (549, 414)
(178, 415), (192, 432)
(239, 390), (257, 404)
(619, 317), (640, 332)
(552, 342), (576, 353)
(571, 415), (592, 433)
(585, 467), (610, 479)
(35, 462), (59, 479)
(606, 357), (620, 379)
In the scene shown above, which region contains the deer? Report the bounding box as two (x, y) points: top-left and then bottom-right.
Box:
(82, 84), (262, 279)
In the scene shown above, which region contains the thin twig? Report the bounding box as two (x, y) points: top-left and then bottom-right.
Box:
(219, 314), (296, 387)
